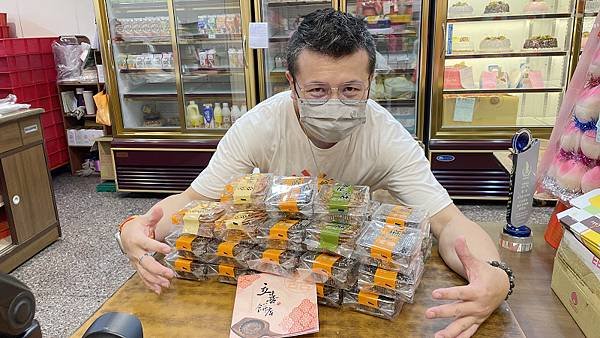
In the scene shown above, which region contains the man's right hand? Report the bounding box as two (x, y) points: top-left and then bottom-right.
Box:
(120, 207), (175, 294)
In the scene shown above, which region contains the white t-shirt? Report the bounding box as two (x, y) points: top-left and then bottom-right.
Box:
(192, 91), (452, 216)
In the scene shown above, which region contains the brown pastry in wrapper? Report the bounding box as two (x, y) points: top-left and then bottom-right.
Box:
(164, 232), (211, 260)
(256, 218), (310, 250)
(303, 221), (362, 258)
(171, 200), (228, 238)
(372, 203), (430, 237)
(255, 238), (305, 251)
(422, 233), (433, 262)
(314, 184), (370, 224)
(163, 253), (209, 281)
(246, 248), (300, 276)
(316, 283), (343, 308)
(355, 221), (423, 271)
(220, 173), (273, 210)
(213, 210), (269, 243)
(342, 287), (403, 320)
(298, 252), (358, 289)
(202, 239), (254, 268)
(357, 262), (425, 303)
(205, 263), (254, 285)
(368, 200), (382, 220)
(265, 176), (317, 217)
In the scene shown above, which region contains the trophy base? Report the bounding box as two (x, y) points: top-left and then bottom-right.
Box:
(500, 231), (533, 252)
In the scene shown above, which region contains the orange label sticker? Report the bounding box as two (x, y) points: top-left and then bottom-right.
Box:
(175, 234), (196, 251)
(262, 249), (284, 263)
(385, 206), (411, 226)
(312, 254), (340, 276)
(316, 284), (325, 298)
(358, 290), (379, 309)
(174, 258), (192, 273)
(370, 226), (403, 262)
(374, 268), (398, 289)
(217, 241), (237, 258)
(218, 264), (235, 278)
(269, 219), (299, 240)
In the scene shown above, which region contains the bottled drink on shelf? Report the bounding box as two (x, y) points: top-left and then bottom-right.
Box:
(231, 104), (241, 124)
(186, 100), (203, 128)
(203, 104), (214, 128)
(222, 103), (232, 128)
(214, 103), (223, 128)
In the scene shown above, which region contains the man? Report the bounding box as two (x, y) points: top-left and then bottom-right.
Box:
(117, 9), (512, 338)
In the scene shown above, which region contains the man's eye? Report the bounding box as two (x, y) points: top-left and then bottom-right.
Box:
(308, 88), (326, 94)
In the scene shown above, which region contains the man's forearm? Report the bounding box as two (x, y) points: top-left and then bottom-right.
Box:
(432, 204), (500, 280)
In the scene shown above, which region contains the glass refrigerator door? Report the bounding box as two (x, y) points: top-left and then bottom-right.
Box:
(582, 1), (598, 52)
(433, 0), (577, 138)
(106, 0), (180, 130)
(257, 0), (335, 100)
(346, 0), (424, 138)
(173, 0), (253, 132)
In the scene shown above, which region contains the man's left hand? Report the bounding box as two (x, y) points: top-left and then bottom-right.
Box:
(425, 236), (510, 338)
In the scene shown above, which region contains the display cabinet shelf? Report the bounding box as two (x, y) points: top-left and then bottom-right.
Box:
(584, 12), (599, 17)
(443, 87), (564, 94)
(446, 13), (572, 23)
(374, 98), (416, 106)
(446, 51), (568, 59)
(268, 0), (330, 7)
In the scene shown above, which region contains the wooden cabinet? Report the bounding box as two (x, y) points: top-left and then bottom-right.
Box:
(0, 109), (60, 273)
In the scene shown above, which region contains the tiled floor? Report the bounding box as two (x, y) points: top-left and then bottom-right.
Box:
(9, 173), (554, 337)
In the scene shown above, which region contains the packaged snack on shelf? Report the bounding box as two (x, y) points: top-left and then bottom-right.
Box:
(355, 221), (423, 271)
(163, 253), (209, 281)
(202, 239), (254, 268)
(206, 263), (254, 285)
(316, 283), (343, 308)
(213, 210), (269, 242)
(357, 263), (425, 303)
(265, 176), (318, 217)
(164, 232), (211, 260)
(303, 221), (363, 258)
(171, 200), (228, 237)
(246, 248), (300, 276)
(371, 204), (430, 236)
(256, 218), (310, 250)
(220, 173), (273, 210)
(314, 184), (370, 224)
(298, 252), (358, 289)
(342, 288), (403, 320)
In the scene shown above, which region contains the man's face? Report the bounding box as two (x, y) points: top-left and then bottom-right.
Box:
(286, 49), (372, 103)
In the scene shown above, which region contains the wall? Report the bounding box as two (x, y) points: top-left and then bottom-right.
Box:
(0, 0), (96, 39)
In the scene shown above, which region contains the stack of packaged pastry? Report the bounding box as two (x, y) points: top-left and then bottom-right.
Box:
(343, 204), (430, 319)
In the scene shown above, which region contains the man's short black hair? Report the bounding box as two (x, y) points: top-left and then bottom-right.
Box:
(286, 9), (376, 78)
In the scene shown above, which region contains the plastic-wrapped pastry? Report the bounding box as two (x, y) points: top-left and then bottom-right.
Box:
(371, 204), (430, 235)
(206, 263), (254, 285)
(316, 283), (343, 308)
(213, 210), (269, 242)
(303, 221), (363, 258)
(246, 248), (300, 276)
(171, 200), (228, 237)
(202, 240), (254, 268)
(265, 176), (318, 217)
(355, 221), (423, 271)
(314, 184), (370, 224)
(421, 233), (433, 262)
(164, 232), (211, 260)
(368, 200), (382, 220)
(256, 218), (310, 250)
(163, 254), (209, 281)
(298, 252), (358, 289)
(220, 173), (273, 210)
(342, 288), (403, 320)
(357, 263), (424, 303)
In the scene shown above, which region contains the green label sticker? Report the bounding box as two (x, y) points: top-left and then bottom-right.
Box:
(319, 223), (343, 252)
(328, 184), (353, 212)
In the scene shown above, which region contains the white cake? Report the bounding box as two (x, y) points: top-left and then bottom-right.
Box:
(452, 36), (475, 53)
(479, 36), (512, 52)
(524, 0), (550, 14)
(449, 1), (474, 17)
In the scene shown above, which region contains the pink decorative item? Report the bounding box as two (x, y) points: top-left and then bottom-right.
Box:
(547, 156), (563, 178)
(556, 160), (588, 192)
(573, 85), (600, 123)
(581, 166), (600, 193)
(588, 48), (600, 80)
(560, 123), (583, 153)
(581, 130), (600, 160)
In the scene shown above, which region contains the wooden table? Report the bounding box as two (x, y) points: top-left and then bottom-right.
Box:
(71, 222), (582, 338)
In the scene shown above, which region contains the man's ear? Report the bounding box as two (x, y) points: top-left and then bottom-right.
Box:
(285, 71), (296, 101)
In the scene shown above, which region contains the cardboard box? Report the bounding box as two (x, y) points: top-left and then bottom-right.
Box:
(442, 94), (519, 127)
(96, 136), (114, 181)
(551, 231), (600, 338)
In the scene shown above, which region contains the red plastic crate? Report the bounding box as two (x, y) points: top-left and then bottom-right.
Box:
(47, 149), (69, 170)
(50, 94), (61, 110)
(0, 85), (36, 102)
(43, 123), (64, 140)
(35, 82), (51, 98)
(27, 96), (53, 111)
(0, 26), (9, 39)
(45, 136), (65, 154)
(0, 13), (7, 26)
(41, 109), (63, 127)
(0, 70), (34, 88)
(0, 55), (31, 72)
(39, 38), (57, 54)
(29, 54), (43, 69)
(45, 67), (57, 83)
(41, 55), (54, 68)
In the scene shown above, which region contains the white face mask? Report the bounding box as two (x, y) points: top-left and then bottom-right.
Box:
(298, 99), (367, 144)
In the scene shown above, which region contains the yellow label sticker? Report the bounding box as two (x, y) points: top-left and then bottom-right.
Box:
(175, 234), (196, 251)
(358, 290), (379, 309)
(233, 175), (259, 204)
(374, 268), (398, 289)
(269, 219), (299, 240)
(182, 203), (208, 234)
(225, 212), (251, 230)
(218, 264), (235, 278)
(217, 241), (237, 258)
(174, 258), (192, 273)
(262, 249), (284, 263)
(312, 254), (340, 276)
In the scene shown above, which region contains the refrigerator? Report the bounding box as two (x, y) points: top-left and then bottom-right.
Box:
(427, 0), (591, 199)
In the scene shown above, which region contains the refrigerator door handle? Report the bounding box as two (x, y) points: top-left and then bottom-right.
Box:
(441, 24), (446, 57)
(242, 35), (248, 69)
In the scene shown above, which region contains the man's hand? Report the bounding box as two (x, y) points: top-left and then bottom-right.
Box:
(121, 207), (175, 295)
(425, 236), (509, 338)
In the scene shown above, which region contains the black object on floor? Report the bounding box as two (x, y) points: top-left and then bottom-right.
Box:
(83, 312), (143, 338)
(0, 273), (41, 338)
